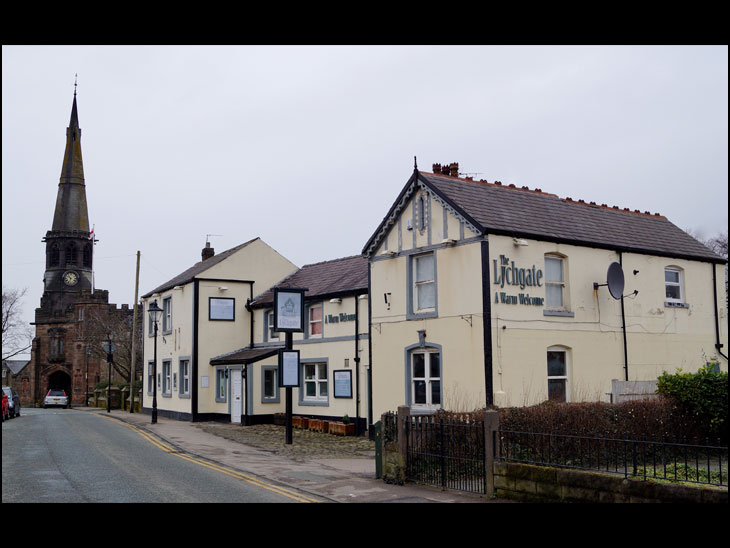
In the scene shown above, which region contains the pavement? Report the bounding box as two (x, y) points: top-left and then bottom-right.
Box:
(74, 406), (510, 503)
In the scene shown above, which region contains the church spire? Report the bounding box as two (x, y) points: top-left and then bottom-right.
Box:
(51, 85), (89, 233)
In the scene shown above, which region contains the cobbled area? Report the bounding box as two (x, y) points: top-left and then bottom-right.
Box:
(195, 423), (375, 462)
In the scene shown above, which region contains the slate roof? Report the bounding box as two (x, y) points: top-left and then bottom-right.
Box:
(2, 359), (30, 375)
(364, 170), (725, 263)
(141, 238), (259, 298)
(250, 255), (368, 308)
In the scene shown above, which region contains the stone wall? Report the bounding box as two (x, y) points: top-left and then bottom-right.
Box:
(494, 461), (728, 503)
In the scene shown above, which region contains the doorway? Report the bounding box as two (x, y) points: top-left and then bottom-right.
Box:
(231, 369), (242, 424)
(47, 370), (72, 403)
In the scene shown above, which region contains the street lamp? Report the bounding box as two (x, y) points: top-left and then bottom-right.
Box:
(148, 299), (163, 424)
(85, 346), (92, 407)
(104, 336), (115, 414)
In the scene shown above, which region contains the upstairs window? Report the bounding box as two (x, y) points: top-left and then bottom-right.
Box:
(162, 296), (172, 334)
(308, 304), (323, 338)
(413, 253), (436, 313)
(664, 267), (684, 304)
(545, 255), (565, 309)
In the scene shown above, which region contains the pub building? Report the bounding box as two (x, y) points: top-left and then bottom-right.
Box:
(363, 162), (727, 420)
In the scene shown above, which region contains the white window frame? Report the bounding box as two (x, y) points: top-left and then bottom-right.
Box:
(266, 310), (280, 341)
(162, 359), (172, 396)
(544, 255), (566, 309)
(547, 347), (569, 403)
(303, 362), (328, 402)
(308, 303), (323, 338)
(262, 366), (279, 402)
(664, 267), (684, 304)
(413, 253), (436, 313)
(216, 368), (227, 402)
(179, 358), (190, 397)
(410, 349), (442, 411)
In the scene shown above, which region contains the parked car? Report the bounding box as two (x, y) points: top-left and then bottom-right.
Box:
(43, 389), (69, 409)
(2, 386), (21, 418)
(1, 391), (8, 421)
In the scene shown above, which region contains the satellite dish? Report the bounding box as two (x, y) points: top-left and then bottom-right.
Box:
(606, 262), (625, 299)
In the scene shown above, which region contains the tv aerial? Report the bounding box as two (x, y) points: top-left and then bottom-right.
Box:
(594, 262), (633, 299)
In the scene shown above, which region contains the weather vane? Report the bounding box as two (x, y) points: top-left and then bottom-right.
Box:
(74, 74), (78, 96)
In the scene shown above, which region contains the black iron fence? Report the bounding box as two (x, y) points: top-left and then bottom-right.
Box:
(405, 413), (487, 494)
(497, 429), (728, 487)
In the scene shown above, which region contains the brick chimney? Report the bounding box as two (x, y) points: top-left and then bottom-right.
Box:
(202, 242), (215, 261)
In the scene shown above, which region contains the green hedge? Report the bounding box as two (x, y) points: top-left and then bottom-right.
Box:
(657, 364), (727, 444)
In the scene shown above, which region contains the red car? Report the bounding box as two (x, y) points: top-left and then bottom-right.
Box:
(1, 392), (8, 421)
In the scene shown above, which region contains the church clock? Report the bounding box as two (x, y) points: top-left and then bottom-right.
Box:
(63, 270), (79, 286)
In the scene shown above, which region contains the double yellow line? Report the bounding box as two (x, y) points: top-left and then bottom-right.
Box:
(101, 416), (321, 503)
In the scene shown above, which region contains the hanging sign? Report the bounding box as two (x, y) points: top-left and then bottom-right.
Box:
(279, 350), (300, 387)
(273, 288), (305, 332)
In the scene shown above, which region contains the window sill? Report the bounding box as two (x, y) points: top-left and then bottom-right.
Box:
(301, 399), (328, 406)
(543, 309), (575, 317)
(665, 301), (689, 309)
(407, 310), (438, 320)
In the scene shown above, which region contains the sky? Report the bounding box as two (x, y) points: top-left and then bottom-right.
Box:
(2, 45), (728, 359)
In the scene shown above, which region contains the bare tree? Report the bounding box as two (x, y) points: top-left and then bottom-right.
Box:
(2, 286), (33, 360)
(83, 305), (143, 384)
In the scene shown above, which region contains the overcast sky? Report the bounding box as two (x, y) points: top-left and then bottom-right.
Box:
(2, 45), (728, 359)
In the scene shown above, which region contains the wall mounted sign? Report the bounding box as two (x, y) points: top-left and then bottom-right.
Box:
(493, 254), (545, 306)
(325, 313), (356, 324)
(273, 288), (305, 332)
(333, 370), (352, 398)
(278, 349), (300, 387)
(209, 297), (235, 321)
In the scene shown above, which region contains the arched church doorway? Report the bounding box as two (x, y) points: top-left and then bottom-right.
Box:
(47, 370), (72, 403)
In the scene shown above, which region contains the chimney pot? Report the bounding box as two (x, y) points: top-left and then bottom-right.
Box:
(449, 162), (459, 177)
(432, 163), (441, 174)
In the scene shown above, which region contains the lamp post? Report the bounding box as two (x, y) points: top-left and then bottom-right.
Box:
(104, 336), (115, 414)
(85, 346), (91, 407)
(148, 299), (163, 424)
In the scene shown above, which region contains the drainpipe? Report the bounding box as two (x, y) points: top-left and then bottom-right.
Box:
(712, 263), (728, 361)
(367, 262), (374, 433)
(619, 252), (629, 381)
(354, 292), (361, 435)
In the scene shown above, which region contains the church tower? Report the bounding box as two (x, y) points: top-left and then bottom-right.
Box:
(41, 88), (94, 312)
(26, 88), (118, 407)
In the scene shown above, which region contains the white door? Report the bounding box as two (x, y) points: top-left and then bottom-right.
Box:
(231, 370), (242, 424)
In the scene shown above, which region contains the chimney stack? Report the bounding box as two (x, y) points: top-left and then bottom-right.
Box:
(202, 242), (215, 261)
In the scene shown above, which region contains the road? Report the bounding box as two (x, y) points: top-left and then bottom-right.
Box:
(2, 407), (320, 503)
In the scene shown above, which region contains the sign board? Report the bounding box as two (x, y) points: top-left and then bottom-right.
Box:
(333, 370), (352, 398)
(273, 288), (305, 332)
(209, 297), (235, 321)
(279, 350), (300, 387)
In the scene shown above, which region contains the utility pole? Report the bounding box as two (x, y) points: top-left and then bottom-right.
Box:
(129, 251), (140, 413)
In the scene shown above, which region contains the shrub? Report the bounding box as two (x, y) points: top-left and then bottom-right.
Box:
(657, 364), (727, 444)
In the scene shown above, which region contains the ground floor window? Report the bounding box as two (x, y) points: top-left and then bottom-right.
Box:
(547, 347), (569, 402)
(162, 360), (172, 396)
(179, 359), (190, 397)
(216, 368), (227, 402)
(262, 366), (279, 402)
(147, 361), (154, 394)
(303, 362), (328, 402)
(410, 349), (441, 410)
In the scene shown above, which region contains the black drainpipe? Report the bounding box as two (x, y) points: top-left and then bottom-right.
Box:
(480, 239), (494, 406)
(354, 292), (361, 435)
(244, 282), (254, 425)
(712, 263), (728, 361)
(192, 279), (200, 422)
(367, 261), (374, 432)
(619, 252), (629, 381)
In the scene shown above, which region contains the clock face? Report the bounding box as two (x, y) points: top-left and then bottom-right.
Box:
(63, 271), (79, 286)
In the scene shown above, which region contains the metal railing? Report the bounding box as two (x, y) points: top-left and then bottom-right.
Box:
(406, 414), (486, 494)
(497, 429), (728, 487)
